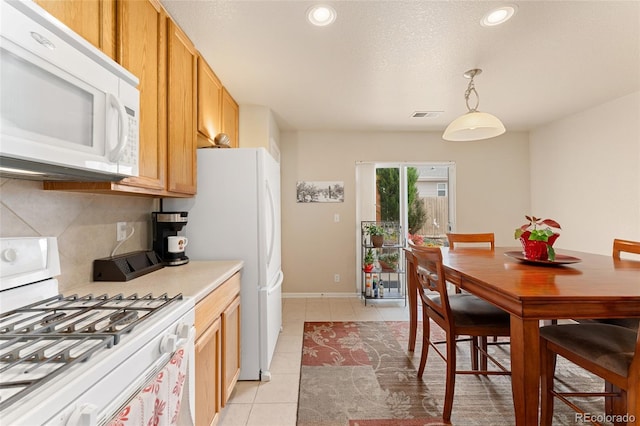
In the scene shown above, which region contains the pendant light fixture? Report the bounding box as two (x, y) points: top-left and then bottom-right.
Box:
(442, 69), (505, 141)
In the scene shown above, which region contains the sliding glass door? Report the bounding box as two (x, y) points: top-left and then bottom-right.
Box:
(355, 162), (456, 291)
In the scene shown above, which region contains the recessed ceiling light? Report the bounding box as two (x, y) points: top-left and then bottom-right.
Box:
(481, 5), (517, 27)
(307, 5), (337, 27)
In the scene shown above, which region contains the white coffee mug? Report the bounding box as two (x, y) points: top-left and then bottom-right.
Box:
(167, 236), (188, 253)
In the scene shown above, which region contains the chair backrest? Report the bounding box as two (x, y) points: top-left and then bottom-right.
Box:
(446, 233), (495, 250)
(612, 239), (640, 260)
(408, 242), (451, 325)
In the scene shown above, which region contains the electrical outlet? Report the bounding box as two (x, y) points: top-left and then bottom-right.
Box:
(117, 222), (127, 241)
(334, 274), (340, 283)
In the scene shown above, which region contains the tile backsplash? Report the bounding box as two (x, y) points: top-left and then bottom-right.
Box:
(0, 178), (157, 292)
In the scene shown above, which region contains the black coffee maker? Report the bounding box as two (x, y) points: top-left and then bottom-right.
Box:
(152, 211), (189, 266)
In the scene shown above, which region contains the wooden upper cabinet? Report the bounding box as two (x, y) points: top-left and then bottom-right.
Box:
(197, 57), (223, 147)
(167, 19), (197, 194)
(221, 87), (239, 149)
(34, 0), (116, 59)
(116, 0), (166, 192)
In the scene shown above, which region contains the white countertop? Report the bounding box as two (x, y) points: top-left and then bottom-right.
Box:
(68, 260), (244, 303)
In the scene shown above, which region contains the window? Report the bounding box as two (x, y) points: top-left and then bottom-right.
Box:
(437, 183), (447, 197)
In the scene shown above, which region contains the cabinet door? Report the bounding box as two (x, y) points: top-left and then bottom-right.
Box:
(221, 295), (241, 405)
(195, 317), (221, 426)
(221, 87), (239, 149)
(167, 19), (197, 194)
(34, 0), (116, 59)
(116, 0), (166, 191)
(197, 57), (223, 146)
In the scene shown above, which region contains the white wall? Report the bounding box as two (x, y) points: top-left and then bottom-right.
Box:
(239, 105), (281, 160)
(529, 91), (640, 255)
(280, 130), (530, 295)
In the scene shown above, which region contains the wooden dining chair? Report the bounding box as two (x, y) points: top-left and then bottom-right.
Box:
(446, 232), (495, 250)
(613, 238), (640, 260)
(578, 239), (640, 330)
(409, 244), (511, 422)
(446, 232), (499, 369)
(539, 323), (640, 425)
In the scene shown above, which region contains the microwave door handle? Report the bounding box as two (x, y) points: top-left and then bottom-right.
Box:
(107, 93), (129, 162)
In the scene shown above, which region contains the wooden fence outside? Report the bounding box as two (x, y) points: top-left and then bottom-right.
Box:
(414, 197), (449, 238)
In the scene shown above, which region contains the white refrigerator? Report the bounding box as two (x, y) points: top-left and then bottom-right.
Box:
(164, 147), (282, 381)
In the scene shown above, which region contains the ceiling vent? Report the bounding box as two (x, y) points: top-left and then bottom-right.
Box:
(411, 111), (442, 118)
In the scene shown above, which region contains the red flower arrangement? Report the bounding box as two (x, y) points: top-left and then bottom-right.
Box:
(514, 215), (561, 261)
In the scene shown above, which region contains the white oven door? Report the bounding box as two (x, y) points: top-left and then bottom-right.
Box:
(103, 327), (196, 426)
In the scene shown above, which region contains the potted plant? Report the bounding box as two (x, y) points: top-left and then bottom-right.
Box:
(366, 224), (386, 247)
(383, 228), (399, 246)
(408, 233), (445, 247)
(378, 251), (399, 271)
(363, 248), (376, 272)
(514, 215), (562, 261)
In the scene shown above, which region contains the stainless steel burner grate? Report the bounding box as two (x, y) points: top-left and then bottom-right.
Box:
(0, 292), (183, 410)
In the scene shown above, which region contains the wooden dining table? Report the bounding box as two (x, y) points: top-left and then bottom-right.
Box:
(405, 246), (640, 426)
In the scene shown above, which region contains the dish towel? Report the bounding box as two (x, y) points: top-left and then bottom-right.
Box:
(108, 336), (194, 426)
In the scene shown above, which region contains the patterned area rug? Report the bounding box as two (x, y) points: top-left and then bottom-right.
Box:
(297, 321), (611, 426)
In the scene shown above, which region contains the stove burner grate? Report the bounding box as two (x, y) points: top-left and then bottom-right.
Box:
(0, 292), (183, 410)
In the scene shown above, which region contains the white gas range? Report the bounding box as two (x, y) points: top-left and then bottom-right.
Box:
(0, 237), (195, 425)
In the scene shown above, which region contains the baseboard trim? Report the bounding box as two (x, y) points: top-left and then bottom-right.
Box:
(283, 292), (360, 299)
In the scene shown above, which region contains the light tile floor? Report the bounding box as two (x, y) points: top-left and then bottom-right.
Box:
(218, 296), (410, 426)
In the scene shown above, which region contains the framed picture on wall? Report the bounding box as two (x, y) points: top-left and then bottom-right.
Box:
(296, 181), (344, 203)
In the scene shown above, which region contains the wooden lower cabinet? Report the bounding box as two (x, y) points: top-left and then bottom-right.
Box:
(222, 296), (241, 405)
(195, 273), (241, 426)
(195, 316), (221, 426)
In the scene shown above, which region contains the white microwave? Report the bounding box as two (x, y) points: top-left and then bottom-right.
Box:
(0, 0), (139, 181)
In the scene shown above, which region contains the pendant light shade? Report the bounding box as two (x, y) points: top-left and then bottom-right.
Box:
(443, 69), (505, 141)
(443, 111), (505, 141)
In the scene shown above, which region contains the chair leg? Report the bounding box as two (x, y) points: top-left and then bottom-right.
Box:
(442, 332), (457, 422)
(540, 338), (557, 426)
(470, 337), (479, 370)
(628, 377), (639, 426)
(610, 386), (627, 426)
(605, 381), (614, 415)
(480, 337), (488, 371)
(417, 308), (431, 378)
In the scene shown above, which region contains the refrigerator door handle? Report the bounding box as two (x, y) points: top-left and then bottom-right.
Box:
(265, 179), (276, 266)
(267, 271), (284, 296)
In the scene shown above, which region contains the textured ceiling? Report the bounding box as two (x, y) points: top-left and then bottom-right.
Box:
(160, 1), (640, 133)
